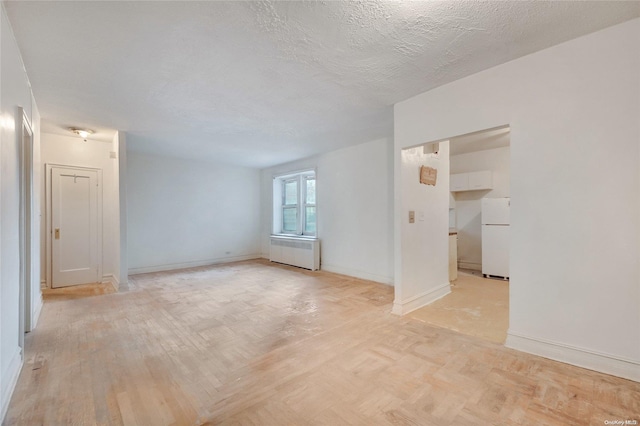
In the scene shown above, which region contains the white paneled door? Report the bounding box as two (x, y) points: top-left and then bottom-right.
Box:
(51, 166), (100, 288)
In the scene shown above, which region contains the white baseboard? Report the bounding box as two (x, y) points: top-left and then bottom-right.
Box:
(128, 254), (262, 275)
(506, 331), (640, 382)
(458, 261), (481, 271)
(30, 292), (43, 330)
(1, 347), (23, 422)
(112, 274), (120, 290)
(392, 282), (451, 316)
(320, 263), (394, 286)
(101, 274), (120, 291)
(260, 255), (394, 286)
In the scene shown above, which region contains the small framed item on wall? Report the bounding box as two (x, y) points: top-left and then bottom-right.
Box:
(420, 165), (437, 186)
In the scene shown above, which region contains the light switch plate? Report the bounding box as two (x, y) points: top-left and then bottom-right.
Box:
(409, 211), (415, 223)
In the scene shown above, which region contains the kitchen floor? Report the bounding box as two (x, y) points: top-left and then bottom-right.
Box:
(409, 270), (509, 343)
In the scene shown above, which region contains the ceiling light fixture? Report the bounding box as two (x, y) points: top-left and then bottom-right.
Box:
(69, 127), (94, 140)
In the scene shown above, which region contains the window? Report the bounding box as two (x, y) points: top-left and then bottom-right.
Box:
(273, 170), (316, 236)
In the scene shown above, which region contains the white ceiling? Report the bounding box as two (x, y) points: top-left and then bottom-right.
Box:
(5, 1), (639, 168)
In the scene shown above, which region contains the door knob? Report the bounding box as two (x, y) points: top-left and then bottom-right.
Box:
(55, 228), (60, 239)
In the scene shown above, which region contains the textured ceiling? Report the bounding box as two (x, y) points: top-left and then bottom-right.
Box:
(5, 1), (639, 168)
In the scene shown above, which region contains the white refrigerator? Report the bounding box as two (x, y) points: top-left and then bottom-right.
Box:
(481, 197), (510, 279)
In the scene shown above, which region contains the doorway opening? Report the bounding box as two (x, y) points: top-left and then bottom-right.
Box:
(410, 125), (511, 344)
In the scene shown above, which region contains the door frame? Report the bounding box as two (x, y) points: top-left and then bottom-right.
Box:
(17, 108), (34, 349)
(45, 164), (103, 289)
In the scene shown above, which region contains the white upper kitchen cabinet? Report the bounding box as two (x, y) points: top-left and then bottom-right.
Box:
(450, 170), (492, 192)
(467, 171), (493, 190)
(450, 173), (469, 191)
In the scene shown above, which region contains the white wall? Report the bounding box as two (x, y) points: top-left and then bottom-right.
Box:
(451, 145), (510, 270)
(394, 19), (640, 380)
(40, 133), (121, 287)
(127, 152), (261, 273)
(260, 138), (394, 284)
(393, 142), (451, 314)
(0, 5), (40, 419)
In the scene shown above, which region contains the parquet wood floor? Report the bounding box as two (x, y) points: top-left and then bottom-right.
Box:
(5, 260), (639, 425)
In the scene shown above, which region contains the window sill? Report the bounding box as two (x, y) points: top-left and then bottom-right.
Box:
(270, 234), (318, 241)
